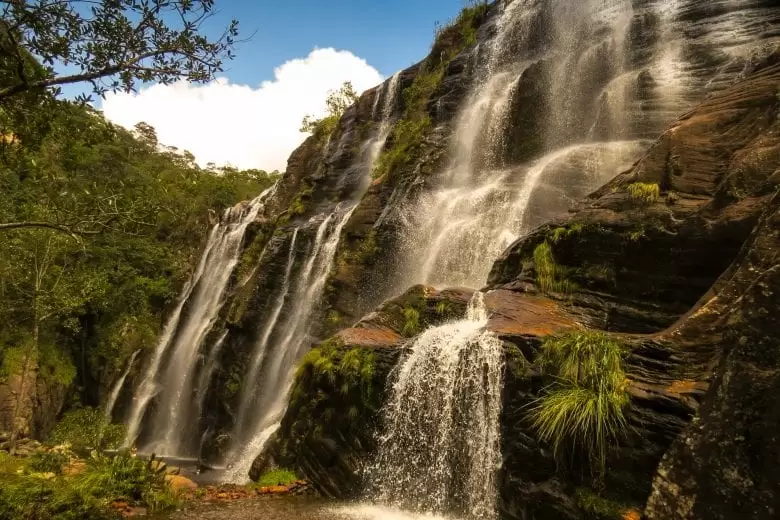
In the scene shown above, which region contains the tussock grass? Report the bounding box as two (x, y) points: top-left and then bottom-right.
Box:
(626, 182), (660, 204)
(401, 306), (421, 337)
(530, 331), (630, 476)
(533, 241), (577, 294)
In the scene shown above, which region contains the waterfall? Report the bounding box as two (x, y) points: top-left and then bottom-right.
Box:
(370, 293), (504, 520)
(104, 349), (140, 421)
(390, 0), (664, 293)
(232, 228), (299, 439)
(367, 71), (401, 172)
(122, 185), (275, 454)
(224, 203), (358, 482)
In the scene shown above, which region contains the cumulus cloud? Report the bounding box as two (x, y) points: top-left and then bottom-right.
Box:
(101, 48), (384, 172)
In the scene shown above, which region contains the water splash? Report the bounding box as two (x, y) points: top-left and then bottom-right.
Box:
(370, 293), (504, 520)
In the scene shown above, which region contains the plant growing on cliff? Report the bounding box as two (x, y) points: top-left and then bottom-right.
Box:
(402, 306), (422, 337)
(530, 331), (630, 478)
(255, 468), (299, 487)
(300, 81), (359, 139)
(533, 241), (576, 294)
(626, 182), (660, 204)
(371, 2), (488, 183)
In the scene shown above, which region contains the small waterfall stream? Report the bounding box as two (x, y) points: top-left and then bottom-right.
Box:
(224, 204), (358, 482)
(104, 349), (140, 420)
(370, 293), (504, 520)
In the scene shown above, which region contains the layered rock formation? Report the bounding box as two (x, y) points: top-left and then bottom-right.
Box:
(116, 0), (780, 515)
(270, 48), (780, 519)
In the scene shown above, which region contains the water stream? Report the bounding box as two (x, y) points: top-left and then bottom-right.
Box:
(104, 349), (140, 420)
(370, 293), (504, 520)
(123, 186), (275, 453)
(224, 204), (359, 482)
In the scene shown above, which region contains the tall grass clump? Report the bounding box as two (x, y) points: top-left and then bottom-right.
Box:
(530, 331), (630, 478)
(626, 182), (660, 204)
(533, 241), (576, 294)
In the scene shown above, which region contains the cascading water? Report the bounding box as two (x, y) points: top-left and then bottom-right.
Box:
(122, 185), (275, 454)
(393, 0), (712, 293)
(224, 203), (358, 482)
(369, 293), (504, 520)
(367, 71), (401, 171)
(104, 350), (140, 420)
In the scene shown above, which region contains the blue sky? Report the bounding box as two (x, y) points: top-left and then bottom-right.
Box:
(198, 0), (465, 84)
(98, 0), (468, 172)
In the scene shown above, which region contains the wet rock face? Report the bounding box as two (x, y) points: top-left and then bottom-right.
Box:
(489, 53), (780, 519)
(195, 0), (779, 497)
(273, 51), (780, 518)
(644, 196), (780, 520)
(268, 285), (579, 500)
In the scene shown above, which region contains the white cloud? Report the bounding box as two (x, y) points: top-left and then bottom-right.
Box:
(101, 48), (384, 172)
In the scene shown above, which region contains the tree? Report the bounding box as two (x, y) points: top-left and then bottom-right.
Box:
(0, 0), (239, 102)
(300, 81), (359, 137)
(0, 230), (106, 451)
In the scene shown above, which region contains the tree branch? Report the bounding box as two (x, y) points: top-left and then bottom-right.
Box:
(0, 221), (96, 240)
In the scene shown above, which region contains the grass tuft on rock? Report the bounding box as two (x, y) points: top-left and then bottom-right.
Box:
(530, 331), (630, 477)
(533, 241), (577, 294)
(401, 306), (421, 337)
(626, 182), (660, 204)
(255, 468), (299, 487)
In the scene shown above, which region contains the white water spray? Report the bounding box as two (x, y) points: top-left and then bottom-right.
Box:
(123, 185), (275, 453)
(370, 293), (504, 520)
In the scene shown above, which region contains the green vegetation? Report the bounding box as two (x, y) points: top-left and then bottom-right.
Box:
(255, 468), (299, 487)
(550, 223), (584, 244)
(338, 230), (381, 268)
(626, 182), (660, 204)
(300, 82), (359, 139)
(0, 1), (238, 104)
(530, 331), (630, 478)
(435, 300), (452, 316)
(48, 408), (125, 454)
(0, 51), (277, 447)
(576, 487), (632, 519)
(402, 306), (422, 337)
(626, 226), (646, 242)
(0, 451), (179, 519)
(533, 241), (576, 294)
(286, 342), (378, 452)
(294, 342), (375, 400)
(371, 2), (488, 183)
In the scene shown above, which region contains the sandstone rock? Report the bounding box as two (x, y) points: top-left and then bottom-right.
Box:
(165, 474), (198, 491)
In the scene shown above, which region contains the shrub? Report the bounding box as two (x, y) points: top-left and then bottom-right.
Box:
(48, 408), (125, 453)
(0, 452), (179, 520)
(626, 182), (660, 204)
(529, 331), (630, 477)
(29, 450), (72, 475)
